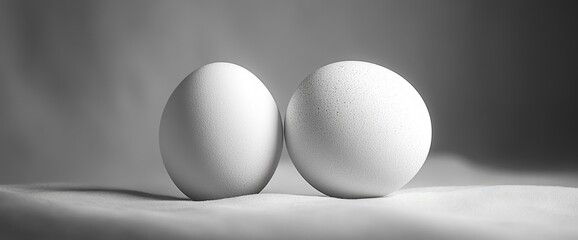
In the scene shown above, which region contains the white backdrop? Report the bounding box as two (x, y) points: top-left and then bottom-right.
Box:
(1, 0), (576, 190)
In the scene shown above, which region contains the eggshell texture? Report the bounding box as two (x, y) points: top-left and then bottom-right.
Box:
(285, 61), (431, 198)
(160, 62), (283, 201)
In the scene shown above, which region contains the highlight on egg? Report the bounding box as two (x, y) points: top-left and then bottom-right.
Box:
(285, 61), (432, 199)
(159, 62), (283, 201)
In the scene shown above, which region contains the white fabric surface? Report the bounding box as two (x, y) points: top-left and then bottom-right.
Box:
(1, 184), (577, 240)
(1, 156), (577, 240)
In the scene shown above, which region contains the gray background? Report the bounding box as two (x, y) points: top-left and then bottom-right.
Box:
(1, 0), (577, 187)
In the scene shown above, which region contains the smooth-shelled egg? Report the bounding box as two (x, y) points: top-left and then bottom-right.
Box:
(160, 62), (283, 201)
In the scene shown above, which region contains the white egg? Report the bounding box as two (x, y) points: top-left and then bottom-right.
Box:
(285, 61), (431, 198)
(160, 62), (283, 201)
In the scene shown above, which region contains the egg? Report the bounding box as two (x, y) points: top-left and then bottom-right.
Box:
(285, 61), (431, 198)
(160, 62), (283, 201)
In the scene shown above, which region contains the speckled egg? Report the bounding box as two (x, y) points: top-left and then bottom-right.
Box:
(160, 62), (283, 201)
(285, 61), (431, 198)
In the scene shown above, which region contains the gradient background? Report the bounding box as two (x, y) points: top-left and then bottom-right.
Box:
(1, 0), (577, 192)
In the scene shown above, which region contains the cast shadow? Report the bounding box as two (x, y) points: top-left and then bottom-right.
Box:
(30, 185), (189, 201)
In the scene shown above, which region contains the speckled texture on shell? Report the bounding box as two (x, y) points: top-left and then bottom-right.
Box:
(160, 62), (283, 201)
(285, 61), (431, 198)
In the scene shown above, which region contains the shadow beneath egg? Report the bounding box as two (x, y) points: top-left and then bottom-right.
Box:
(28, 185), (189, 201)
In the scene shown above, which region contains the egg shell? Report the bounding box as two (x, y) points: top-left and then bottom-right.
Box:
(160, 62), (283, 201)
(285, 61), (431, 198)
